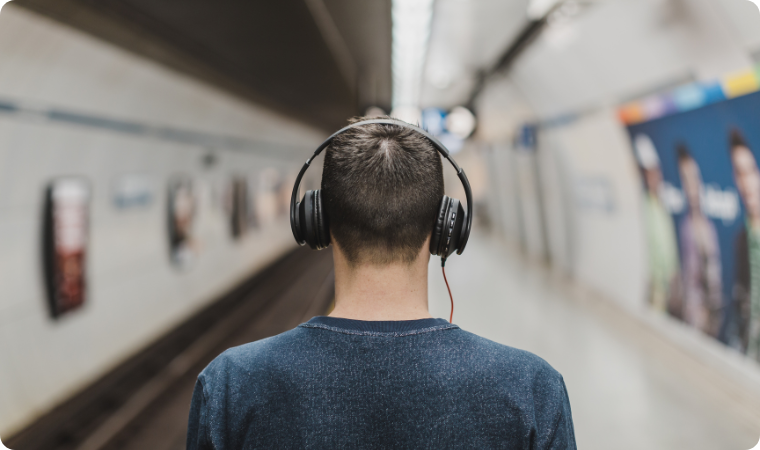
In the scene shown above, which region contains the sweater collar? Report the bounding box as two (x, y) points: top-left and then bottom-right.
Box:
(303, 316), (455, 334)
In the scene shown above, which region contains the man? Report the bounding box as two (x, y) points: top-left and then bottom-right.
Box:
(186, 118), (576, 449)
(676, 145), (723, 338)
(634, 134), (681, 316)
(728, 129), (760, 361)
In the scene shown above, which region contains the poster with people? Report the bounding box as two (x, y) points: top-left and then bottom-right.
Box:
(627, 90), (760, 361)
(167, 176), (198, 268)
(226, 176), (260, 239)
(256, 168), (285, 227)
(42, 178), (90, 318)
(228, 177), (249, 239)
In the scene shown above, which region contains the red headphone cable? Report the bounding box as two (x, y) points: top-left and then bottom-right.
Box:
(442, 259), (454, 323)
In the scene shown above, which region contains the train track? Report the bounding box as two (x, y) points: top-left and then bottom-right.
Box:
(8, 247), (335, 450)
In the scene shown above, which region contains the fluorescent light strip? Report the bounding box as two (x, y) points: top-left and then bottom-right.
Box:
(392, 0), (435, 110)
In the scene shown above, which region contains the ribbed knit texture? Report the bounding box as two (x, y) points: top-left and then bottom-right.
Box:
(304, 316), (453, 334)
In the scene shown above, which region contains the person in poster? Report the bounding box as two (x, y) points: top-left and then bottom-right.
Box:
(168, 177), (198, 268)
(677, 144), (724, 337)
(634, 134), (681, 316)
(728, 129), (760, 361)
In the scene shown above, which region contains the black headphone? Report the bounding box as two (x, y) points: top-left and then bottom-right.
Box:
(290, 118), (473, 261)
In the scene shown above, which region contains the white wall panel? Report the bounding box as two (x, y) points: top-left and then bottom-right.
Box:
(483, 145), (523, 249)
(537, 134), (574, 274)
(0, 6), (324, 436)
(540, 110), (647, 309)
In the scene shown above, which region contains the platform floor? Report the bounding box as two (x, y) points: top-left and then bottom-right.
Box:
(428, 230), (760, 450)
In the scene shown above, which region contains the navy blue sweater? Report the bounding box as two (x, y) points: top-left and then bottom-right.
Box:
(187, 316), (576, 449)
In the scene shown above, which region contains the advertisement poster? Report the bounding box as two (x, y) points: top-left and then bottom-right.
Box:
(167, 176), (198, 268)
(227, 176), (259, 239)
(627, 91), (760, 361)
(256, 168), (284, 226)
(43, 178), (90, 318)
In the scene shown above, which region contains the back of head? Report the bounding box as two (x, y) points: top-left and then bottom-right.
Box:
(321, 117), (444, 266)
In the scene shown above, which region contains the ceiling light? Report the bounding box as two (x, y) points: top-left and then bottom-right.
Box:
(446, 106), (476, 139)
(392, 0), (435, 111)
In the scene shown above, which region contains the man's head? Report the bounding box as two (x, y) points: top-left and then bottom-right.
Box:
(677, 144), (702, 212)
(321, 117), (444, 266)
(634, 134), (663, 195)
(729, 129), (760, 220)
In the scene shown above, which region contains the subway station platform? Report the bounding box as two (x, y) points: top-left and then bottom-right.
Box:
(10, 229), (760, 450)
(4, 2), (760, 448)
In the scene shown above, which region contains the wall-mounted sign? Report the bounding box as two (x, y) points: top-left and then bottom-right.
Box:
(112, 174), (154, 209)
(619, 63), (760, 126)
(43, 178), (90, 318)
(420, 106), (477, 155)
(575, 176), (616, 214)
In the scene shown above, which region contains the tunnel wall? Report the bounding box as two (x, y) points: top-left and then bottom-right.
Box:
(0, 5), (325, 436)
(477, 0), (760, 351)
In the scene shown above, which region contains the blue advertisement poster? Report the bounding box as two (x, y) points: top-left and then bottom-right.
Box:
(627, 91), (760, 361)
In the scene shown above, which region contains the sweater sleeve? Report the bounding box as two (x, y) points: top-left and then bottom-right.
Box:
(546, 377), (577, 450)
(186, 378), (213, 450)
(533, 374), (577, 450)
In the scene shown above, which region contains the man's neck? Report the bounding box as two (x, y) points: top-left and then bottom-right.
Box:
(328, 245), (432, 321)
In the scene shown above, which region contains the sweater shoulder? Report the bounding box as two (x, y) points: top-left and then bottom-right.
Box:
(198, 326), (307, 385)
(454, 329), (564, 383)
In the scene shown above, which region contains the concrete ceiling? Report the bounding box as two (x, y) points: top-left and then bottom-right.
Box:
(323, 0), (393, 114)
(421, 0), (531, 110)
(15, 0), (392, 131)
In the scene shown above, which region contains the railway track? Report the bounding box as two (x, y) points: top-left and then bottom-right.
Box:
(8, 247), (335, 450)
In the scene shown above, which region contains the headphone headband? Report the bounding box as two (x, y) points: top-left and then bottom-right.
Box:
(290, 118), (473, 254)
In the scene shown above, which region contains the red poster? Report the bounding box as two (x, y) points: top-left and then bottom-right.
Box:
(44, 179), (90, 318)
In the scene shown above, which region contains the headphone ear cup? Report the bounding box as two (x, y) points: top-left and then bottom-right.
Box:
(447, 199), (466, 257)
(430, 196), (466, 258)
(430, 196), (451, 256)
(298, 190), (331, 250)
(299, 190), (316, 249)
(314, 189), (331, 250)
(294, 200), (305, 245)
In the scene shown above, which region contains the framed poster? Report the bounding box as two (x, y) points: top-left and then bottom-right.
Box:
(42, 178), (90, 318)
(256, 168), (283, 226)
(167, 176), (198, 268)
(229, 176), (249, 239)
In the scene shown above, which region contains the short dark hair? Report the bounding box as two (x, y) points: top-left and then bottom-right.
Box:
(321, 116), (444, 265)
(729, 129), (749, 153)
(676, 143), (692, 163)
